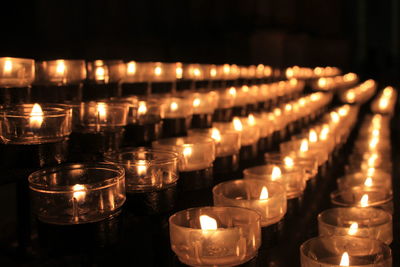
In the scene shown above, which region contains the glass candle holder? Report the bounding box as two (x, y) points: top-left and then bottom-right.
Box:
(84, 60), (125, 101)
(318, 207), (393, 245)
(280, 139), (329, 167)
(0, 103), (72, 170)
(68, 100), (130, 161)
(337, 171), (392, 191)
(300, 236), (392, 267)
(28, 162), (126, 225)
(330, 187), (393, 214)
(104, 148), (178, 193)
(124, 97), (162, 147)
(212, 86), (236, 122)
(188, 91), (218, 129)
(0, 57), (35, 105)
(33, 59), (86, 103)
(158, 95), (194, 138)
(169, 206), (261, 267)
(213, 179), (286, 227)
(152, 136), (215, 191)
(243, 164), (306, 199)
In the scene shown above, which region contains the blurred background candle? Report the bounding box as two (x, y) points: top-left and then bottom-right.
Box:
(0, 57), (35, 105)
(68, 100), (129, 161)
(188, 127), (241, 182)
(371, 86), (397, 116)
(212, 86), (236, 122)
(105, 148), (178, 214)
(169, 206), (261, 267)
(121, 61), (148, 96)
(318, 207), (392, 245)
(83, 60), (125, 101)
(32, 59), (86, 103)
(123, 97), (162, 147)
(181, 90), (218, 129)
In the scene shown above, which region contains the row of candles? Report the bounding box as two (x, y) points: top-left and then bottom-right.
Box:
(299, 86), (397, 267)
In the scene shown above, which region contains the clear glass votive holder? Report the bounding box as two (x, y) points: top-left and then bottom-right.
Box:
(213, 179), (286, 227)
(330, 187), (393, 214)
(169, 206), (261, 267)
(0, 57), (35, 87)
(337, 172), (392, 191)
(318, 207), (393, 245)
(243, 164), (306, 199)
(104, 148), (178, 192)
(300, 236), (392, 267)
(28, 162), (126, 225)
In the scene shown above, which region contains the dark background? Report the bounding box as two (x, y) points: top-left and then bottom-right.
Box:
(1, 0), (399, 83)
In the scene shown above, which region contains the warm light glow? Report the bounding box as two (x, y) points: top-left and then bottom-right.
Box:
(210, 67), (217, 77)
(319, 125), (330, 141)
(367, 153), (378, 167)
(97, 103), (107, 121)
(3, 59), (12, 74)
(95, 66), (106, 81)
(211, 128), (222, 143)
(242, 85), (249, 92)
(127, 61), (136, 75)
(284, 156), (294, 168)
(369, 137), (379, 150)
(183, 146), (192, 157)
(193, 98), (201, 108)
(271, 166), (282, 181)
(29, 103), (44, 129)
(360, 194), (369, 207)
(233, 117), (243, 131)
(284, 104), (292, 112)
(138, 101), (147, 116)
(379, 98), (389, 109)
(229, 86), (237, 96)
(259, 186), (269, 200)
(318, 78), (327, 88)
(170, 102), (178, 111)
(200, 215), (218, 230)
(248, 114), (256, 126)
(383, 86), (393, 97)
(56, 60), (66, 75)
(309, 129), (318, 143)
(300, 139), (309, 152)
(367, 167), (375, 177)
(364, 177), (373, 187)
(223, 64), (230, 75)
(72, 184), (86, 202)
(175, 65), (183, 79)
(193, 68), (201, 77)
(154, 66), (162, 76)
(330, 112), (340, 123)
(339, 252), (350, 266)
(348, 222), (359, 235)
(136, 160), (147, 176)
(346, 90), (356, 103)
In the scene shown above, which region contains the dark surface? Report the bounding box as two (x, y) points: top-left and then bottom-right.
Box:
(212, 107), (233, 122)
(0, 87), (31, 105)
(31, 84), (82, 103)
(123, 120), (162, 147)
(82, 83), (120, 101)
(161, 117), (191, 138)
(190, 113), (213, 129)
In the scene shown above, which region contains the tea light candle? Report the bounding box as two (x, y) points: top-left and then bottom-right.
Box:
(28, 162), (126, 225)
(0, 103), (72, 171)
(318, 207), (393, 245)
(300, 236), (392, 267)
(184, 90), (218, 129)
(330, 187), (393, 213)
(83, 60), (125, 101)
(337, 171), (392, 191)
(213, 179), (286, 227)
(0, 57), (35, 105)
(104, 148), (178, 214)
(212, 86), (236, 122)
(123, 97), (162, 147)
(68, 100), (130, 161)
(371, 86), (397, 115)
(121, 61), (149, 96)
(32, 59), (86, 103)
(152, 136), (215, 191)
(169, 206), (261, 267)
(232, 85), (251, 116)
(159, 95), (194, 138)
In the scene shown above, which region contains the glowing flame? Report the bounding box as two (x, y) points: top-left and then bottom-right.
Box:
(346, 90), (356, 103)
(3, 59), (12, 74)
(138, 101), (147, 115)
(200, 215), (218, 230)
(127, 61), (136, 74)
(154, 66), (162, 76)
(259, 186), (269, 200)
(96, 102), (107, 121)
(137, 160), (147, 176)
(233, 117), (243, 131)
(339, 252), (350, 266)
(72, 184), (86, 202)
(379, 98), (389, 109)
(367, 167), (375, 177)
(383, 87), (393, 96)
(284, 156), (294, 168)
(183, 146), (192, 157)
(170, 102), (178, 111)
(318, 78), (327, 88)
(360, 194), (369, 207)
(285, 104), (292, 112)
(176, 65), (183, 79)
(95, 66), (106, 81)
(300, 139), (309, 152)
(193, 68), (201, 77)
(210, 68), (217, 77)
(271, 166), (282, 181)
(242, 85), (249, 92)
(309, 129), (318, 143)
(348, 222), (358, 235)
(211, 128), (221, 143)
(364, 177), (373, 187)
(193, 98), (201, 108)
(29, 103), (44, 129)
(229, 87), (237, 96)
(319, 125), (330, 141)
(56, 60), (66, 75)
(248, 114), (256, 126)
(367, 153), (378, 167)
(330, 112), (340, 123)
(369, 138), (379, 150)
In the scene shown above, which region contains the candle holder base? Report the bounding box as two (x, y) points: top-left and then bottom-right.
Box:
(213, 154), (240, 183)
(190, 113), (212, 129)
(212, 107), (233, 122)
(261, 220), (285, 248)
(162, 117), (190, 138)
(124, 121), (162, 148)
(0, 86), (31, 105)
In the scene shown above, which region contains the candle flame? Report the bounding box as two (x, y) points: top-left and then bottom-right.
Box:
(211, 128), (221, 142)
(200, 215), (218, 230)
(3, 59), (12, 74)
(248, 114), (256, 126)
(233, 117), (243, 131)
(348, 222), (359, 235)
(346, 90), (356, 103)
(176, 65), (183, 79)
(285, 104), (292, 112)
(300, 139), (309, 152)
(364, 177), (373, 187)
(137, 160), (147, 176)
(154, 66), (162, 76)
(127, 61), (136, 74)
(229, 87), (236, 96)
(138, 101), (147, 115)
(56, 60), (66, 75)
(72, 184), (86, 202)
(284, 156), (294, 168)
(360, 194), (369, 207)
(242, 85), (249, 92)
(367, 167), (375, 177)
(97, 103), (107, 121)
(170, 101), (178, 111)
(339, 252), (350, 266)
(367, 153), (378, 167)
(318, 78), (327, 88)
(259, 186), (269, 200)
(330, 112), (340, 123)
(193, 68), (201, 77)
(183, 146), (192, 157)
(271, 166), (282, 181)
(193, 98), (201, 108)
(379, 98), (389, 109)
(95, 66), (106, 81)
(29, 103), (44, 129)
(309, 129), (318, 143)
